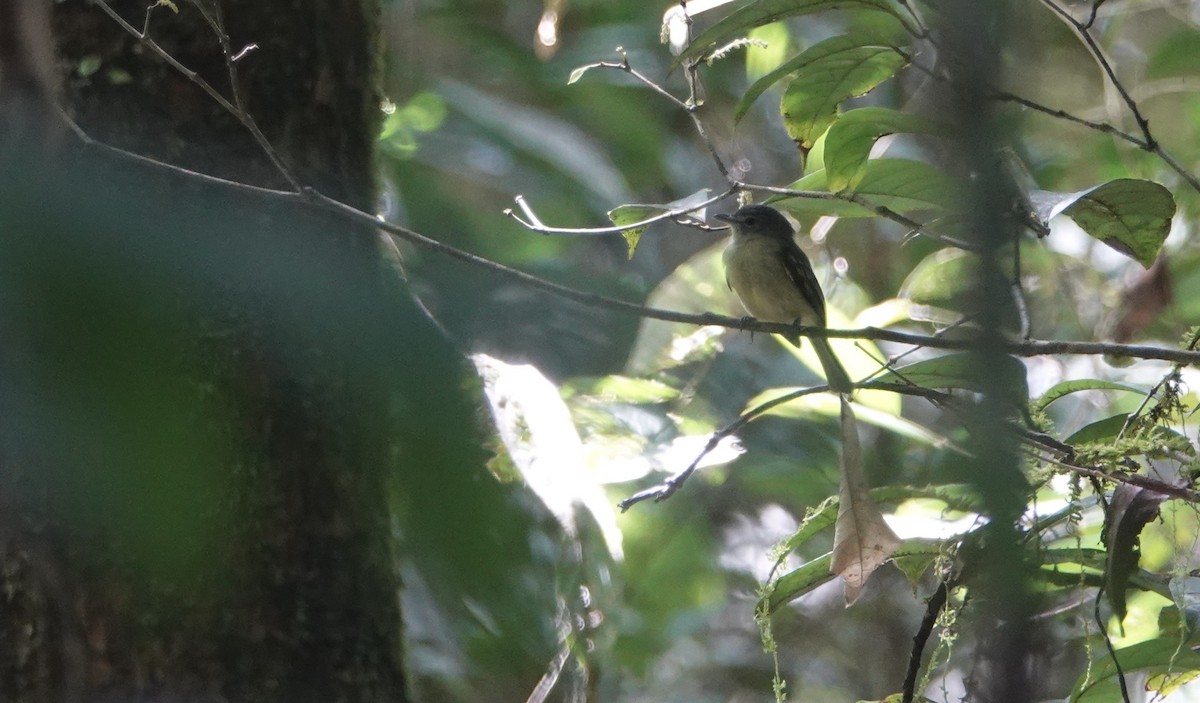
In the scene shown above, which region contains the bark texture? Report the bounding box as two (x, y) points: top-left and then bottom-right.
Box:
(0, 1), (422, 701)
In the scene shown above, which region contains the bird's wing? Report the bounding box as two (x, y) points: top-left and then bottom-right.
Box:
(780, 241), (827, 327)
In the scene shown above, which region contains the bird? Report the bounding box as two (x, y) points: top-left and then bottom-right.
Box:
(716, 203), (853, 393)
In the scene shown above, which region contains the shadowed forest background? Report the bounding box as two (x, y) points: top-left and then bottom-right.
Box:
(4, 1), (1200, 702)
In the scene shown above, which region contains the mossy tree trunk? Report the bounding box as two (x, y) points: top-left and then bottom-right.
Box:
(0, 1), (433, 700)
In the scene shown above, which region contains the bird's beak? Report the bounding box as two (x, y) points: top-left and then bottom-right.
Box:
(714, 213), (735, 224)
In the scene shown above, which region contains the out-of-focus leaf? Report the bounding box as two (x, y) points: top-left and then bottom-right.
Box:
(440, 80), (632, 204)
(734, 33), (907, 124)
(779, 44), (910, 150)
(1110, 255), (1173, 343)
(567, 65), (593, 85)
(772, 484), (980, 560)
(1063, 414), (1129, 445)
(564, 375), (680, 403)
(1147, 28), (1200, 79)
(608, 204), (659, 258)
(473, 354), (623, 559)
(607, 189), (710, 258)
(745, 22), (792, 80)
(832, 398), (901, 605)
(890, 540), (943, 591)
(849, 403), (963, 452)
(762, 552), (837, 614)
(898, 249), (973, 309)
(773, 159), (965, 218)
(1104, 483), (1170, 626)
(823, 107), (944, 190)
(1070, 637), (1200, 702)
(1147, 670), (1200, 701)
(678, 0), (907, 68)
(874, 352), (1029, 402)
(1030, 179), (1175, 268)
(1060, 412), (1192, 448)
(77, 54), (103, 78)
(1035, 379), (1144, 412)
(745, 389), (957, 450)
(1169, 576), (1200, 636)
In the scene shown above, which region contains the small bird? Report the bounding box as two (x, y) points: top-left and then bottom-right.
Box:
(716, 204), (853, 393)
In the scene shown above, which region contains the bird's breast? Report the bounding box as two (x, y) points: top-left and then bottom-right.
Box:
(723, 237), (819, 325)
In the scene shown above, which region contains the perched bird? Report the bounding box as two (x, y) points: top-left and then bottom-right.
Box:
(716, 204), (853, 393)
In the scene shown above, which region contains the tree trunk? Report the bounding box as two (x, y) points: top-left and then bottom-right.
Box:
(0, 1), (441, 700)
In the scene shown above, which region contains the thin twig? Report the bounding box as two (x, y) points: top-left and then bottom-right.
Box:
(618, 373), (1200, 511)
(618, 384), (833, 510)
(737, 181), (978, 252)
(57, 114), (1200, 372)
(903, 581), (949, 703)
(1038, 0), (1152, 148)
(91, 0), (302, 191)
(992, 90), (1146, 149)
(1083, 0), (1108, 30)
(505, 191), (731, 235)
(1094, 587), (1132, 703)
(1119, 329), (1200, 438)
(1032, 0), (1200, 194)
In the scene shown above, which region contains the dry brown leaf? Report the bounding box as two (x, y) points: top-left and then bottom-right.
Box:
(831, 397), (902, 605)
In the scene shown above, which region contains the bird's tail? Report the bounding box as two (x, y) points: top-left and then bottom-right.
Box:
(812, 336), (853, 394)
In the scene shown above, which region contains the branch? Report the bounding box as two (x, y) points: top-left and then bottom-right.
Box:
(505, 191), (731, 236)
(903, 581), (949, 703)
(61, 111), (1200, 378)
(91, 0), (302, 191)
(1034, 0), (1200, 194)
(738, 181), (979, 252)
(618, 375), (1200, 511)
(617, 384), (834, 510)
(1038, 0), (1151, 147)
(992, 90), (1146, 149)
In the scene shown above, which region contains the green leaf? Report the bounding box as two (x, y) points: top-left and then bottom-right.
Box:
(1035, 379), (1144, 412)
(773, 485), (980, 559)
(1030, 179), (1176, 268)
(678, 0), (908, 68)
(773, 158), (965, 218)
(1065, 413), (1192, 453)
(608, 204), (660, 258)
(607, 189), (711, 258)
(563, 375), (679, 403)
(567, 64), (596, 85)
(1071, 638), (1200, 702)
(1064, 414), (1131, 445)
(874, 352), (1029, 401)
(898, 249), (973, 308)
(78, 54), (103, 78)
(890, 540), (943, 591)
(823, 107), (945, 190)
(734, 33), (907, 124)
(779, 43), (910, 150)
(1147, 28), (1200, 80)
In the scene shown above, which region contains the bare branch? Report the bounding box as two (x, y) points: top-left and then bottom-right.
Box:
(91, 0), (303, 191)
(505, 190), (732, 236)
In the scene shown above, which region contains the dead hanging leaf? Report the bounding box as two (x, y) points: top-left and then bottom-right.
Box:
(1104, 482), (1170, 628)
(1110, 254), (1173, 343)
(832, 398), (901, 605)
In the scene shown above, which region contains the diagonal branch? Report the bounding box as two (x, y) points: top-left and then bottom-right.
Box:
(91, 0), (302, 191)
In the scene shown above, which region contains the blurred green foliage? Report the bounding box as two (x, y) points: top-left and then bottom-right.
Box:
(374, 0), (1200, 701)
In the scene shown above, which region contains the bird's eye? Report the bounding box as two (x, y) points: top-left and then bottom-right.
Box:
(744, 216), (757, 227)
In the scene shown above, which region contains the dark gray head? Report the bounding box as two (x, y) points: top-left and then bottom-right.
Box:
(714, 204), (794, 239)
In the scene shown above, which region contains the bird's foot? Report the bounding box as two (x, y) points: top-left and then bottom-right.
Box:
(739, 315), (756, 340)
